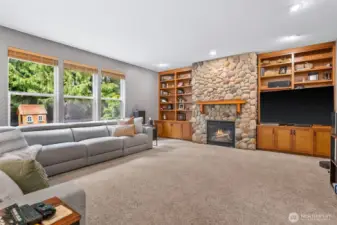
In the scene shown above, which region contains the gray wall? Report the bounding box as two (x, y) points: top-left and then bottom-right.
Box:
(0, 26), (158, 126)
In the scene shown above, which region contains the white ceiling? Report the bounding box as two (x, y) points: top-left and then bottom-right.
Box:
(0, 0), (336, 72)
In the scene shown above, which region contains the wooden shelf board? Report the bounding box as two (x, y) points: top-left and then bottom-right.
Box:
(294, 67), (332, 73)
(160, 102), (175, 104)
(160, 80), (175, 83)
(177, 110), (192, 112)
(176, 77), (192, 81)
(160, 87), (175, 90)
(260, 87), (291, 92)
(260, 74), (291, 79)
(160, 95), (175, 97)
(259, 62), (291, 68)
(176, 102), (193, 104)
(177, 93), (192, 96)
(160, 110), (175, 112)
(294, 80), (333, 85)
(295, 55), (333, 63)
(177, 85), (192, 88)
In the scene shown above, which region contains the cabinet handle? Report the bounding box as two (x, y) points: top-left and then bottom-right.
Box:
(314, 131), (316, 137)
(290, 130), (293, 135)
(294, 130), (296, 136)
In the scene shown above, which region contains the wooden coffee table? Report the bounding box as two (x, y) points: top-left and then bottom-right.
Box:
(43, 197), (81, 225)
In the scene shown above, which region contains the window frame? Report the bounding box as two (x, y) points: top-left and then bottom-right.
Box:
(100, 74), (125, 120)
(8, 57), (56, 126)
(26, 115), (33, 123)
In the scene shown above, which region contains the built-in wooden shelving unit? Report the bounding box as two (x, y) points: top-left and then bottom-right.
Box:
(258, 42), (335, 93)
(156, 67), (193, 140)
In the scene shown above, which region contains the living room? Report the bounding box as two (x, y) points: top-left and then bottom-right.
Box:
(0, 0), (337, 224)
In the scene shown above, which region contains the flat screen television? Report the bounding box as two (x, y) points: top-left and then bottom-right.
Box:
(260, 87), (334, 125)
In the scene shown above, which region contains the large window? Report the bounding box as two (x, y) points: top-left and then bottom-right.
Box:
(7, 48), (125, 126)
(63, 61), (96, 123)
(101, 70), (124, 120)
(8, 56), (55, 126)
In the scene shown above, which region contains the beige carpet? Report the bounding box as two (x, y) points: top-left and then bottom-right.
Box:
(50, 139), (337, 225)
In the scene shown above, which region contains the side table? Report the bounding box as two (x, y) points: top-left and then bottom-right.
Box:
(145, 125), (157, 146)
(43, 197), (81, 225)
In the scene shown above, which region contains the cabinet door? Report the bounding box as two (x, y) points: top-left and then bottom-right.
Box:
(156, 122), (164, 137)
(257, 126), (275, 150)
(182, 123), (192, 140)
(293, 128), (313, 155)
(314, 129), (331, 157)
(163, 122), (172, 138)
(275, 127), (292, 152)
(171, 123), (182, 139)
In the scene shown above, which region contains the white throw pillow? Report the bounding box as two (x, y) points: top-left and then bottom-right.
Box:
(134, 117), (143, 134)
(0, 129), (28, 156)
(0, 170), (23, 203)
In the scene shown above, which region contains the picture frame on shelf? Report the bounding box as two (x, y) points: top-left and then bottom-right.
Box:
(177, 81), (184, 87)
(178, 104), (185, 110)
(279, 66), (287, 74)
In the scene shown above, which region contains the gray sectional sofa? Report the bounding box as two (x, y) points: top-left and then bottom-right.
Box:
(2, 120), (153, 176)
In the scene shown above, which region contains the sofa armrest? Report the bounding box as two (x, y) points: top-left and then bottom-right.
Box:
(142, 126), (153, 149)
(0, 181), (86, 225)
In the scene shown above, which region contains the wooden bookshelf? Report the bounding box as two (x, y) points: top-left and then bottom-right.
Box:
(258, 42), (336, 122)
(157, 67), (193, 140)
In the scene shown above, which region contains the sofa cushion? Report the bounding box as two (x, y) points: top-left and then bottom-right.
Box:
(0, 129), (28, 156)
(123, 133), (149, 148)
(37, 142), (87, 167)
(72, 126), (109, 142)
(0, 160), (49, 194)
(80, 137), (123, 156)
(18, 123), (70, 132)
(23, 129), (74, 146)
(0, 170), (23, 203)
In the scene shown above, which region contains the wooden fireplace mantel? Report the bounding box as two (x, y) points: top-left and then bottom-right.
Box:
(196, 100), (247, 114)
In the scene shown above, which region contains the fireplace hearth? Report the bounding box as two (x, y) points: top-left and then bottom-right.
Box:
(207, 120), (235, 147)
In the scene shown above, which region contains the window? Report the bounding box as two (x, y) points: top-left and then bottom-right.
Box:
(63, 61), (97, 123)
(27, 115), (33, 123)
(38, 115), (43, 122)
(101, 69), (125, 120)
(8, 48), (57, 126)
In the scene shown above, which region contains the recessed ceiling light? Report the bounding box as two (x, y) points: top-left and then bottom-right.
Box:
(156, 63), (169, 68)
(290, 1), (312, 13)
(209, 50), (217, 57)
(278, 35), (303, 43)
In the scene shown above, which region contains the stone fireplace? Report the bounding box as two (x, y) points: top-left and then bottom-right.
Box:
(191, 53), (258, 150)
(207, 120), (235, 147)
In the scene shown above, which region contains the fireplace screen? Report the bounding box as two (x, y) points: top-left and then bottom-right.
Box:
(207, 120), (235, 147)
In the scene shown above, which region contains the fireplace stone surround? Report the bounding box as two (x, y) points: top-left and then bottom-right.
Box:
(190, 53), (258, 150)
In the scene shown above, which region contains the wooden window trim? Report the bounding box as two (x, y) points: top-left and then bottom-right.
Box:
(8, 47), (58, 66)
(101, 69), (125, 80)
(64, 60), (98, 74)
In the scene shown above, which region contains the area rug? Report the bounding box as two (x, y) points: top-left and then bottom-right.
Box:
(50, 139), (337, 225)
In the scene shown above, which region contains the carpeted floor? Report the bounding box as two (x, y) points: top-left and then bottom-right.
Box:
(50, 139), (337, 225)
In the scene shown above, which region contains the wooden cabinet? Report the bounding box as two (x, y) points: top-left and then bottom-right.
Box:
(257, 126), (275, 150)
(257, 125), (330, 157)
(155, 120), (192, 140)
(275, 127), (293, 152)
(313, 127), (331, 157)
(292, 128), (313, 155)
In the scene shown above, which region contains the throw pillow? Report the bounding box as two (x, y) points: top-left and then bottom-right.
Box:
(134, 117), (143, 134)
(0, 144), (42, 161)
(0, 160), (49, 194)
(0, 170), (23, 203)
(113, 125), (135, 137)
(118, 117), (134, 125)
(0, 129), (28, 156)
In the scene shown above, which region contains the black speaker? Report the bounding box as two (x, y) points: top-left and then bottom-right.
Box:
(133, 110), (145, 124)
(268, 80), (291, 88)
